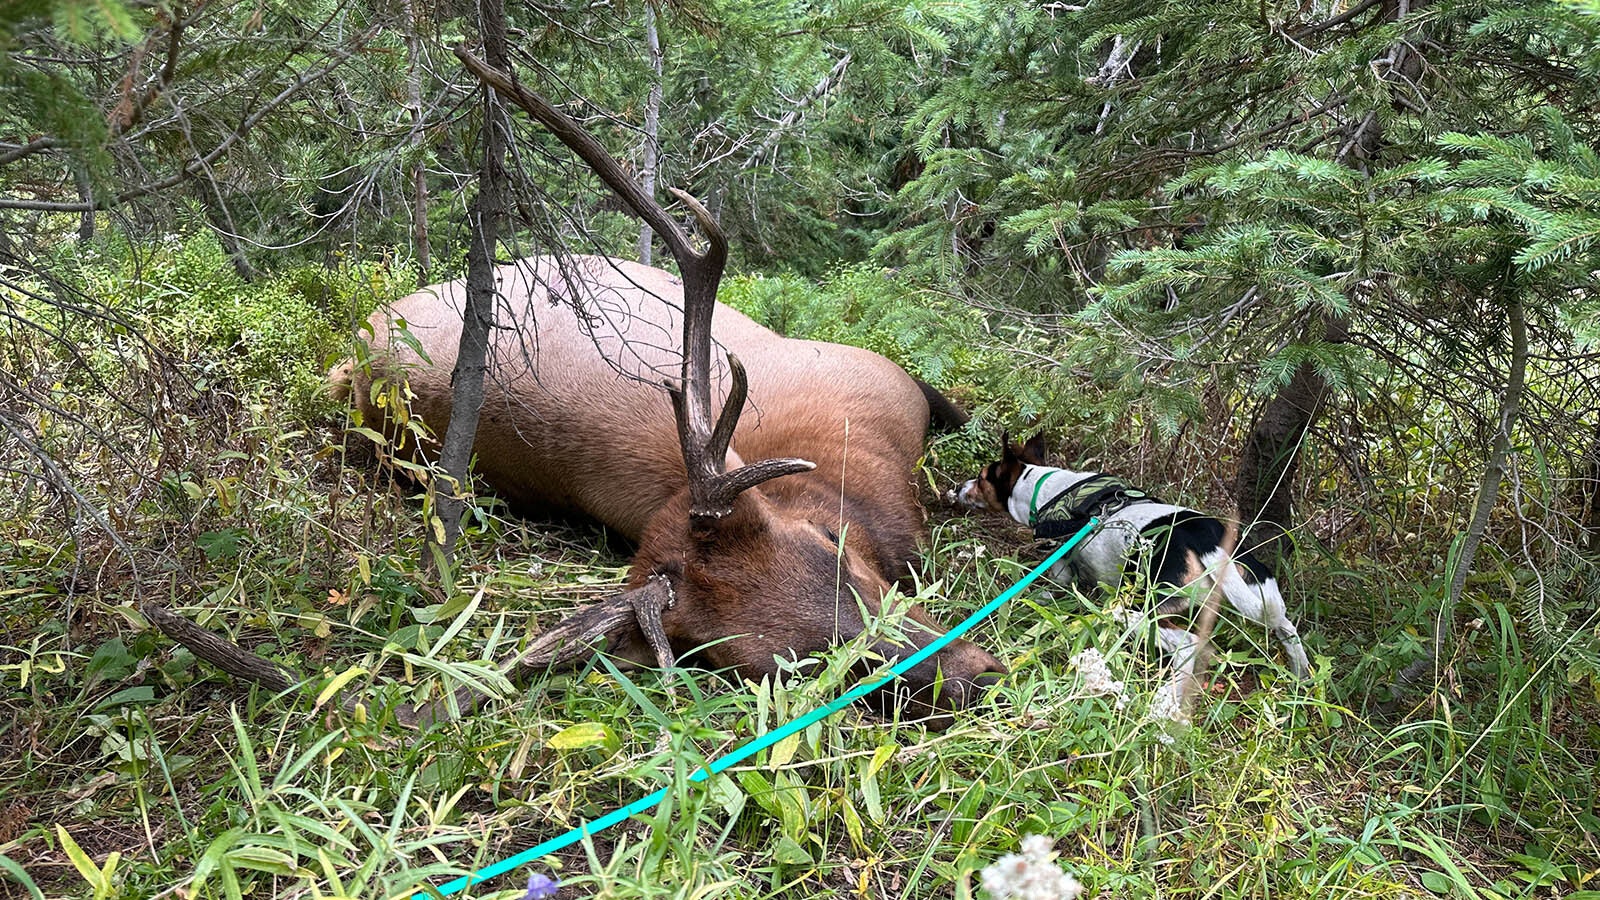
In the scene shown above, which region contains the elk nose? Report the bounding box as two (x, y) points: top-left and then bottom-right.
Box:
(943, 648), (1007, 708)
(967, 655), (1008, 697)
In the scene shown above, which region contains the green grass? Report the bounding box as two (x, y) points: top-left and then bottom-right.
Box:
(5, 470), (1597, 899)
(2, 239), (1598, 900)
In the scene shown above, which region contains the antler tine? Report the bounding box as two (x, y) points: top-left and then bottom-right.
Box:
(518, 577), (677, 672)
(707, 352), (748, 465)
(663, 375), (717, 504)
(665, 187), (726, 270)
(706, 458), (818, 510)
(701, 352), (815, 505)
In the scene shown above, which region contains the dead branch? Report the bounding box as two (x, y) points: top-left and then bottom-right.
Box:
(143, 604), (301, 696)
(0, 25), (380, 213)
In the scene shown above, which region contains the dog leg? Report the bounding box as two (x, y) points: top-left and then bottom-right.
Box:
(1246, 581), (1312, 680)
(1215, 562), (1313, 680)
(1151, 622), (1205, 723)
(1156, 623), (1201, 682)
(1273, 620), (1312, 680)
(1035, 558), (1078, 601)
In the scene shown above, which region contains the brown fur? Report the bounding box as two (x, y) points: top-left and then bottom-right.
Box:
(341, 256), (1003, 720)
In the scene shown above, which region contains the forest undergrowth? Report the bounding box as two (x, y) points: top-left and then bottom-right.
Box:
(2, 234), (1598, 900)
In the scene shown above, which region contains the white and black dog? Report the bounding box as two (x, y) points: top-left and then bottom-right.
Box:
(955, 435), (1311, 680)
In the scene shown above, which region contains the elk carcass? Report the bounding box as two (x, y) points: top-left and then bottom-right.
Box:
(336, 249), (1005, 723)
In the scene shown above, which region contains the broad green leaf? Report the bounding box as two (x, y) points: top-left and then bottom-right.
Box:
(547, 722), (620, 754)
(315, 666), (367, 709)
(54, 828), (102, 893)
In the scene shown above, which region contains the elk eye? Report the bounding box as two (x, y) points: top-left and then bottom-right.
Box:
(820, 524), (840, 544)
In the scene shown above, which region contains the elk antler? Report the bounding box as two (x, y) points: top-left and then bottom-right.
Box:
(144, 580), (680, 731)
(454, 46), (815, 523)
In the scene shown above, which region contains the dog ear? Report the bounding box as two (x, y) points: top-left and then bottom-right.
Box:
(1019, 433), (1049, 465)
(999, 429), (1013, 459)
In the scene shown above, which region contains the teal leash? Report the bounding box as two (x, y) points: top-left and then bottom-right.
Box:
(414, 518), (1098, 899)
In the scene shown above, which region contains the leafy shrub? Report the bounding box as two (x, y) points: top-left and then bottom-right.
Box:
(61, 230), (415, 418)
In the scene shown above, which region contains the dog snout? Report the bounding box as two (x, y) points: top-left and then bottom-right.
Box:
(952, 479), (982, 509)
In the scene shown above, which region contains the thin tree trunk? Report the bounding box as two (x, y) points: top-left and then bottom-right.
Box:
(1579, 416), (1600, 556)
(429, 0), (507, 571)
(1234, 1), (1424, 563)
(1235, 319), (1344, 564)
(202, 188), (257, 281)
(404, 0), (431, 284)
(637, 2), (662, 266)
(1394, 291), (1527, 697)
(73, 166), (94, 240)
(412, 163), (430, 285)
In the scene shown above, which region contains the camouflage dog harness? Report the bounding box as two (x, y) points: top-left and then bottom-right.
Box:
(1028, 472), (1159, 543)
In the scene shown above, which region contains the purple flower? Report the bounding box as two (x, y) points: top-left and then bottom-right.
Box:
(523, 872), (559, 900)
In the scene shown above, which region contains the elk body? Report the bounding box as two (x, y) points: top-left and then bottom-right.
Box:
(336, 253), (1006, 720)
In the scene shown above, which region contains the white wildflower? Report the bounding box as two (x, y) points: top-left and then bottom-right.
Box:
(1147, 678), (1190, 725)
(1146, 677), (1191, 746)
(1019, 834), (1054, 859)
(1071, 647), (1128, 709)
(979, 834), (1083, 899)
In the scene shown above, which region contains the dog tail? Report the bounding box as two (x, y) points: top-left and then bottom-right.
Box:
(1179, 557), (1228, 714)
(915, 378), (970, 432)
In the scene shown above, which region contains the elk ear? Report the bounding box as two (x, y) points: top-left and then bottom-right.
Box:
(1019, 433), (1049, 465)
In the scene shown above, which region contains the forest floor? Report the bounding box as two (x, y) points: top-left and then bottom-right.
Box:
(3, 412), (1598, 900)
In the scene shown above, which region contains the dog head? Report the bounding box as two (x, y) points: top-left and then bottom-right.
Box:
(954, 433), (1049, 513)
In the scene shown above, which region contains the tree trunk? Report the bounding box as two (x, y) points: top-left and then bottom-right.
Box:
(429, 0), (507, 572)
(637, 2), (662, 267)
(403, 0), (431, 285)
(204, 191), (257, 281)
(1393, 291), (1527, 697)
(1579, 416), (1600, 556)
(73, 165), (94, 241)
(1235, 319), (1344, 564)
(1234, 1), (1424, 564)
